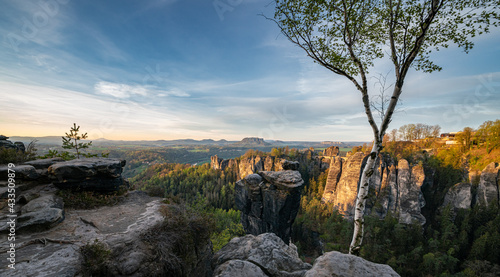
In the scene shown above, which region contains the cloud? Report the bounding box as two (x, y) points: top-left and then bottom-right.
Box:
(94, 81), (148, 98)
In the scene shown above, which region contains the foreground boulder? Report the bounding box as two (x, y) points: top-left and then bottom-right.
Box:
(235, 162), (304, 244)
(212, 233), (312, 277)
(48, 158), (127, 192)
(0, 191), (171, 277)
(305, 251), (400, 277)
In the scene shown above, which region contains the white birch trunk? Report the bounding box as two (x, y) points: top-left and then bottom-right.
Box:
(349, 142), (380, 254)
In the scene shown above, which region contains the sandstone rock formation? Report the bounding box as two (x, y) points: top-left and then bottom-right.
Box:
(304, 251), (400, 277)
(235, 164), (304, 244)
(0, 158), (129, 236)
(323, 146), (339, 157)
(322, 152), (365, 217)
(212, 155), (292, 179)
(212, 233), (312, 277)
(475, 162), (499, 207)
(322, 153), (427, 225)
(396, 160), (426, 224)
(0, 190), (170, 277)
(442, 182), (472, 210)
(212, 232), (400, 277)
(0, 135), (25, 152)
(48, 158), (128, 192)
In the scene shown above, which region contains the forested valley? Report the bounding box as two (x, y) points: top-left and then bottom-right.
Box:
(121, 120), (500, 276)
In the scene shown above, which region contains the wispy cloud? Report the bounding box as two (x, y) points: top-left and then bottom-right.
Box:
(94, 82), (147, 98)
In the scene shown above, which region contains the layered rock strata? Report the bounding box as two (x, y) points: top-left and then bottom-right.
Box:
(235, 163), (304, 243)
(322, 153), (427, 225)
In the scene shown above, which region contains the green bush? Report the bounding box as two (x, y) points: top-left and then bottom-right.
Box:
(141, 201), (215, 276)
(80, 239), (111, 276)
(57, 187), (127, 209)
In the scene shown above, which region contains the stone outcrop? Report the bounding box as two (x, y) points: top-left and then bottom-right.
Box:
(212, 155), (295, 179)
(211, 155), (238, 171)
(322, 152), (365, 217)
(442, 182), (472, 210)
(475, 162), (499, 207)
(0, 135), (25, 152)
(396, 160), (426, 224)
(48, 158), (128, 192)
(212, 232), (399, 277)
(323, 146), (339, 157)
(322, 156), (343, 203)
(0, 190), (172, 277)
(304, 251), (400, 277)
(212, 233), (312, 277)
(235, 163), (304, 244)
(0, 158), (128, 235)
(322, 153), (427, 225)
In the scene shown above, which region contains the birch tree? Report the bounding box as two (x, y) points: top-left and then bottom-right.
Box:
(270, 0), (499, 254)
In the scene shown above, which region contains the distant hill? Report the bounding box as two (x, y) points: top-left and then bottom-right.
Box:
(8, 136), (366, 149)
(230, 137), (271, 147)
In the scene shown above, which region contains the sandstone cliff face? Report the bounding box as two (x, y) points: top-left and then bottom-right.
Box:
(440, 162), (499, 211)
(322, 152), (365, 217)
(475, 162), (500, 207)
(442, 182), (472, 210)
(321, 154), (427, 225)
(235, 165), (304, 244)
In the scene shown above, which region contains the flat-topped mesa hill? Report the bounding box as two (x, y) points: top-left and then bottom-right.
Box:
(230, 137), (270, 147)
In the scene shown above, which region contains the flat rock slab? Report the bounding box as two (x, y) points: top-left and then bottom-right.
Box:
(0, 191), (163, 277)
(259, 170), (304, 189)
(23, 158), (64, 169)
(0, 165), (39, 181)
(48, 158), (126, 180)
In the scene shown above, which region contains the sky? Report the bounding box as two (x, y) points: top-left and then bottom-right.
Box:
(0, 0), (499, 142)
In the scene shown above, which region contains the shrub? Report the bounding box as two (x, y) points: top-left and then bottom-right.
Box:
(57, 187), (127, 209)
(141, 200), (215, 276)
(80, 239), (111, 276)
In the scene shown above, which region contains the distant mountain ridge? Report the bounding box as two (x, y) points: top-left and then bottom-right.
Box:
(9, 136), (366, 148)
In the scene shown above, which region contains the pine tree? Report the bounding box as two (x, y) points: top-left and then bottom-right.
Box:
(62, 123), (92, 159)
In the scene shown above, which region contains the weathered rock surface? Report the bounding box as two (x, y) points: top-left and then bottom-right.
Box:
(20, 194), (64, 214)
(213, 260), (268, 277)
(304, 251), (400, 277)
(24, 157), (64, 169)
(236, 164), (304, 243)
(48, 158), (127, 192)
(322, 154), (427, 225)
(211, 155), (300, 179)
(16, 207), (65, 231)
(323, 146), (339, 157)
(476, 162), (499, 207)
(212, 233), (312, 277)
(0, 136), (25, 152)
(397, 161), (426, 224)
(0, 191), (168, 277)
(325, 152), (365, 216)
(442, 182), (472, 210)
(0, 165), (39, 180)
(322, 156), (343, 203)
